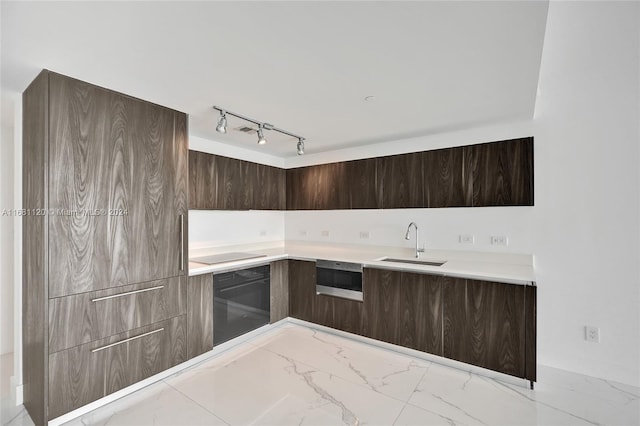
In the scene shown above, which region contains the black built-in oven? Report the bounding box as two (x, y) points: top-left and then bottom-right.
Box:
(213, 265), (270, 345)
(316, 260), (363, 301)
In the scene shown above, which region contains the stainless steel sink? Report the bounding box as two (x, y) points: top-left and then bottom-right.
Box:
(378, 257), (446, 267)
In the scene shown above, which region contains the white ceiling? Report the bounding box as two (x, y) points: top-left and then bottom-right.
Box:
(1, 1), (548, 157)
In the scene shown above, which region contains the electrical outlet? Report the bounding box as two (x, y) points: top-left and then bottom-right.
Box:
(359, 231), (371, 239)
(299, 230), (307, 236)
(321, 230), (330, 237)
(585, 326), (600, 343)
(459, 234), (475, 244)
(491, 235), (508, 246)
(259, 230), (267, 236)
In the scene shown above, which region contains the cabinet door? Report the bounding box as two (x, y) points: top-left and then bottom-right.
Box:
(129, 106), (188, 283)
(270, 260), (289, 323)
(378, 153), (424, 208)
(423, 147), (471, 208)
(288, 260), (316, 322)
(48, 73), (131, 297)
(443, 278), (526, 378)
(346, 158), (380, 209)
(313, 294), (363, 335)
(253, 164), (286, 210)
(399, 272), (442, 355)
(187, 274), (214, 359)
(469, 137), (534, 207)
(362, 268), (402, 344)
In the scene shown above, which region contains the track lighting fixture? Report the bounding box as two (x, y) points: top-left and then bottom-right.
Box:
(212, 106), (305, 155)
(257, 125), (267, 145)
(216, 110), (227, 134)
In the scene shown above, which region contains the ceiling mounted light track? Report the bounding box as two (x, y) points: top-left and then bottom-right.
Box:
(213, 105), (306, 155)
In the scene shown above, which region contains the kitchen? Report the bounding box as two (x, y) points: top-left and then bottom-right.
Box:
(1, 1), (639, 426)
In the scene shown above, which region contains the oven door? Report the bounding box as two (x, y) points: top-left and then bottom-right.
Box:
(316, 260), (363, 301)
(214, 265), (270, 345)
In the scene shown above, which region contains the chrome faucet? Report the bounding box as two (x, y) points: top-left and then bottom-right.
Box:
(405, 222), (425, 258)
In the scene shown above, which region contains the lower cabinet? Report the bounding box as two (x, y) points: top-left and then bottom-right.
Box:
(48, 315), (186, 418)
(363, 269), (442, 356)
(314, 294), (364, 336)
(270, 260), (289, 323)
(314, 267), (536, 382)
(443, 278), (527, 379)
(186, 274), (214, 359)
(288, 260), (316, 322)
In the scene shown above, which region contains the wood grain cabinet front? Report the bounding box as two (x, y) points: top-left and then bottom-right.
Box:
(363, 269), (442, 356)
(270, 260), (289, 323)
(288, 260), (316, 322)
(23, 71), (189, 424)
(48, 276), (186, 354)
(443, 278), (527, 379)
(186, 274), (214, 359)
(189, 151), (285, 210)
(48, 315), (186, 419)
(47, 73), (188, 298)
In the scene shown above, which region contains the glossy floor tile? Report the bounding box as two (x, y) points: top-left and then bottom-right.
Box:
(5, 322), (640, 426)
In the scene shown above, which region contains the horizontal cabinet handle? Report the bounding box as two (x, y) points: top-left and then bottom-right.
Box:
(91, 328), (164, 353)
(91, 285), (164, 302)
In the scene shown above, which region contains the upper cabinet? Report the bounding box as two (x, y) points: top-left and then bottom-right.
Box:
(285, 137), (533, 210)
(47, 73), (188, 298)
(470, 138), (534, 207)
(189, 150), (285, 210)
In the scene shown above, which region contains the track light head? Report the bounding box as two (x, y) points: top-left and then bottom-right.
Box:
(257, 126), (267, 145)
(216, 111), (227, 134)
(297, 138), (305, 155)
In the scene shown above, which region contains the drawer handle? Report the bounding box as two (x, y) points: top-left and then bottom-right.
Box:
(179, 214), (185, 272)
(91, 328), (164, 353)
(91, 285), (164, 302)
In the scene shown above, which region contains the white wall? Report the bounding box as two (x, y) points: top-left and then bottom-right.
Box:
(530, 1), (639, 387)
(0, 94), (16, 356)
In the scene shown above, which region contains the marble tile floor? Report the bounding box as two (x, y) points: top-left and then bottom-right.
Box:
(4, 323), (639, 426)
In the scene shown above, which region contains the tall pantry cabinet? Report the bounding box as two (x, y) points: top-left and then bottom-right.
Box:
(23, 70), (189, 424)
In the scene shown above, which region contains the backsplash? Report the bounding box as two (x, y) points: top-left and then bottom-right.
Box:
(189, 210), (285, 249)
(284, 207), (535, 254)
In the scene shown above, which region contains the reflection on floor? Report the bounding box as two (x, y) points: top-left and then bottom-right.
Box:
(5, 323), (640, 425)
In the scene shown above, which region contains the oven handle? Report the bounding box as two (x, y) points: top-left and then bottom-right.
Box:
(218, 279), (268, 294)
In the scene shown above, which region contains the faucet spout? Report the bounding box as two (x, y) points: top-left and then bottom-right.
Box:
(404, 222), (424, 258)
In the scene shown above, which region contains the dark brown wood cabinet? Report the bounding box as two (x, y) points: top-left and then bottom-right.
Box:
(313, 294), (364, 336)
(423, 147), (471, 208)
(469, 137), (534, 206)
(187, 274), (214, 359)
(363, 269), (442, 356)
(189, 150), (285, 210)
(378, 153), (424, 208)
(443, 278), (529, 379)
(288, 260), (316, 322)
(23, 71), (189, 424)
(270, 260), (289, 323)
(286, 162), (349, 210)
(285, 138), (533, 210)
(346, 158), (379, 209)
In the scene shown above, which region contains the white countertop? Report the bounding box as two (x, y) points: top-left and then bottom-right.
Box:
(189, 241), (535, 285)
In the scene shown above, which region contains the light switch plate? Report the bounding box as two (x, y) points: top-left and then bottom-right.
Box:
(491, 235), (508, 246)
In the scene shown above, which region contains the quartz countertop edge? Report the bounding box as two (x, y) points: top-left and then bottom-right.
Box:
(188, 243), (535, 285)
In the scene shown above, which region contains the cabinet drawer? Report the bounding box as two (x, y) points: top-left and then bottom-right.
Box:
(49, 276), (186, 353)
(48, 315), (186, 419)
